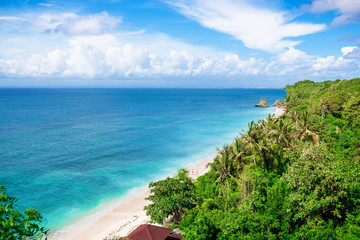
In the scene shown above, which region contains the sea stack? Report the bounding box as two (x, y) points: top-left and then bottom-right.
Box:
(254, 98), (269, 107)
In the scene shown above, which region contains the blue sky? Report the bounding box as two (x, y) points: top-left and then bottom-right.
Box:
(0, 0), (359, 87)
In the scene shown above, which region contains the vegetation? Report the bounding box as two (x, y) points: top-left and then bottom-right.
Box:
(0, 186), (47, 240)
(145, 168), (195, 225)
(145, 78), (360, 239)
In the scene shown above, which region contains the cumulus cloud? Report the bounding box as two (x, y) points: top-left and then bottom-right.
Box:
(341, 46), (358, 55)
(0, 34), (359, 81)
(36, 12), (122, 35)
(342, 46), (360, 59)
(264, 46), (360, 78)
(0, 34), (264, 78)
(0, 11), (358, 83)
(278, 47), (309, 63)
(312, 56), (336, 71)
(165, 0), (326, 52)
(303, 0), (360, 26)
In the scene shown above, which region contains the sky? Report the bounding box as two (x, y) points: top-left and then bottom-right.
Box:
(0, 0), (360, 88)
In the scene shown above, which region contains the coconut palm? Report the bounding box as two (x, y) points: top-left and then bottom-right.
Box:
(211, 146), (242, 211)
(211, 146), (241, 186)
(265, 114), (276, 127)
(295, 111), (320, 144)
(230, 137), (247, 172)
(257, 116), (282, 171)
(241, 121), (261, 168)
(257, 136), (278, 172)
(270, 117), (293, 149)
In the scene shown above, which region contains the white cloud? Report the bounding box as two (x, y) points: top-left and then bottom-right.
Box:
(0, 34), (264, 78)
(303, 0), (360, 26)
(1, 33), (359, 82)
(264, 46), (360, 77)
(36, 12), (122, 36)
(0, 11), (358, 85)
(0, 16), (27, 21)
(38, 3), (54, 7)
(341, 46), (358, 56)
(278, 47), (309, 63)
(165, 0), (326, 52)
(312, 56), (335, 71)
(342, 46), (360, 59)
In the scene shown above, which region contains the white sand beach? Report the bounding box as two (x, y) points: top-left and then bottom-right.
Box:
(49, 153), (217, 240)
(50, 106), (284, 240)
(274, 106), (285, 118)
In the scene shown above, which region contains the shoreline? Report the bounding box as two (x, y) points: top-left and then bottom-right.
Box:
(274, 106), (285, 118)
(49, 152), (217, 240)
(49, 106), (283, 240)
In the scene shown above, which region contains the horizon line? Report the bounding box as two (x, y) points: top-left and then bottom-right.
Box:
(0, 86), (285, 89)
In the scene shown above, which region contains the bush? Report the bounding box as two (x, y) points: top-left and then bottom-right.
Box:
(0, 186), (47, 240)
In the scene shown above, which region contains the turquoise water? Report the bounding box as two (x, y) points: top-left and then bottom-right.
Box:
(0, 88), (285, 230)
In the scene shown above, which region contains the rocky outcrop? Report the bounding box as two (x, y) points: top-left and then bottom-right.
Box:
(272, 100), (286, 108)
(254, 98), (269, 107)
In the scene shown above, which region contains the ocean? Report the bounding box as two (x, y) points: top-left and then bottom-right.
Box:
(0, 88), (285, 230)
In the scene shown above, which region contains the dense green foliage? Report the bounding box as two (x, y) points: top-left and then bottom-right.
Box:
(0, 186), (47, 240)
(145, 78), (360, 239)
(145, 169), (195, 225)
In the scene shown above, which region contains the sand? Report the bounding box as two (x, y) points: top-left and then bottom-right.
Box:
(49, 153), (217, 240)
(274, 106), (285, 118)
(50, 107), (284, 240)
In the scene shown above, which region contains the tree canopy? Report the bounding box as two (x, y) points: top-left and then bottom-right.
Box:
(144, 168), (195, 225)
(0, 185), (47, 240)
(145, 78), (360, 239)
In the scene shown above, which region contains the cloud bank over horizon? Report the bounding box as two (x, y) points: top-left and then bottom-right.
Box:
(1, 33), (359, 83)
(0, 0), (360, 87)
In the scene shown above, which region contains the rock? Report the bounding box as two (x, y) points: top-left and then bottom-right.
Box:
(272, 100), (286, 108)
(254, 98), (269, 107)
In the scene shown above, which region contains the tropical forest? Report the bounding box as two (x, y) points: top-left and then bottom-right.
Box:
(145, 78), (360, 239)
(1, 78), (360, 239)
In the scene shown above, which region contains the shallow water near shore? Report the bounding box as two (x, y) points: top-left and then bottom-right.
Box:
(0, 88), (285, 230)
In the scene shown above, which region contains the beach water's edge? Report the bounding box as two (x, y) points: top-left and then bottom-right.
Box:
(50, 107), (284, 240)
(49, 153), (217, 240)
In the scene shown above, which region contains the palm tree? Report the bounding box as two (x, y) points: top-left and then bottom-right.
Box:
(230, 137), (247, 172)
(241, 120), (271, 171)
(211, 146), (240, 186)
(211, 146), (241, 211)
(295, 111), (320, 144)
(265, 114), (276, 127)
(270, 117), (293, 149)
(240, 116), (293, 172)
(258, 115), (283, 171)
(241, 121), (261, 168)
(257, 136), (277, 172)
(267, 117), (296, 168)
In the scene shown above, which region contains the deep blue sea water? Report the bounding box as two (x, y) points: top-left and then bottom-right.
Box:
(0, 88), (285, 230)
